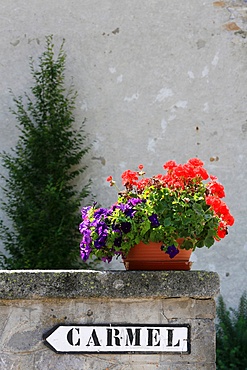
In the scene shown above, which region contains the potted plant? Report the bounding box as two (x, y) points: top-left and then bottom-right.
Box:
(79, 158), (234, 270)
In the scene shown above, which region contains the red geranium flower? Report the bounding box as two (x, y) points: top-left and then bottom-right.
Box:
(207, 181), (225, 198)
(121, 170), (139, 188)
(217, 225), (227, 238)
(194, 166), (209, 180)
(188, 158), (204, 167)
(136, 178), (151, 191)
(163, 160), (177, 170)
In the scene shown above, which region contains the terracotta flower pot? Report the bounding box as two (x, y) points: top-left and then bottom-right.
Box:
(123, 241), (192, 271)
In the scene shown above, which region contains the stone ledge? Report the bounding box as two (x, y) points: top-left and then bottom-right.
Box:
(0, 270), (220, 300)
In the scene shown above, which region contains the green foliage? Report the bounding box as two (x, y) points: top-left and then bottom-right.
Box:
(216, 292), (247, 369)
(0, 35), (93, 269)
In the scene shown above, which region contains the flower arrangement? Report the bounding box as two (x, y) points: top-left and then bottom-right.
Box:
(79, 158), (234, 263)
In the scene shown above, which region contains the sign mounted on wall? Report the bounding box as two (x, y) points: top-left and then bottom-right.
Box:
(43, 324), (190, 354)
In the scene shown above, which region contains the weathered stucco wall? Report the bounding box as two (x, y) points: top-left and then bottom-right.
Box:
(0, 1), (246, 308)
(0, 270), (220, 369)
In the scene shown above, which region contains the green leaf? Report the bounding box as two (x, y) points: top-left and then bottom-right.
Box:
(139, 220), (151, 236)
(204, 236), (215, 248)
(164, 217), (172, 226)
(192, 203), (204, 215)
(182, 239), (194, 250)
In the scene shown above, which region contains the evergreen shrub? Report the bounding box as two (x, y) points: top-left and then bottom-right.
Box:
(216, 292), (247, 369)
(0, 35), (93, 269)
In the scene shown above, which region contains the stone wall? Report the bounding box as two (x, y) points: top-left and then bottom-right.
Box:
(0, 270), (219, 369)
(0, 0), (246, 309)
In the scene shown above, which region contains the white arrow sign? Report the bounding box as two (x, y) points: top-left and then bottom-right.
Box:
(43, 324), (190, 354)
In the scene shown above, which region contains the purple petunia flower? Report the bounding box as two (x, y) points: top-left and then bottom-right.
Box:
(101, 256), (112, 263)
(128, 198), (142, 206)
(125, 208), (136, 218)
(149, 214), (160, 227)
(117, 203), (134, 217)
(94, 233), (108, 249)
(94, 221), (108, 235)
(81, 206), (91, 219)
(116, 203), (127, 212)
(79, 219), (91, 233)
(121, 221), (131, 234)
(81, 231), (92, 245)
(116, 199), (142, 218)
(165, 245), (179, 259)
(114, 236), (122, 247)
(94, 207), (113, 219)
(80, 242), (92, 261)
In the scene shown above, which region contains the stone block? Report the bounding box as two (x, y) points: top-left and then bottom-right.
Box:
(0, 270), (219, 369)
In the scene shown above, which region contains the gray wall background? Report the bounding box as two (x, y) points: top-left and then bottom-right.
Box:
(0, 0), (246, 309)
